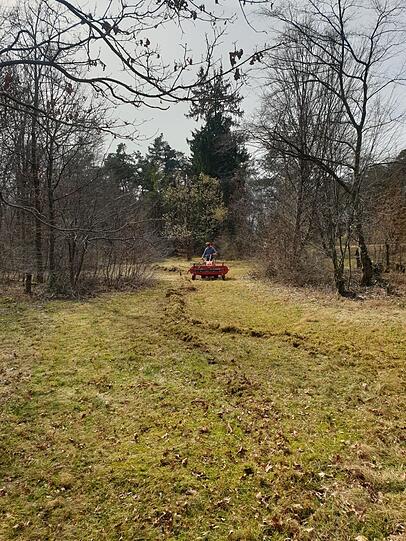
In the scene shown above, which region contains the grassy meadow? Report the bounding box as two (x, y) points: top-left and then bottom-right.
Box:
(0, 260), (405, 540)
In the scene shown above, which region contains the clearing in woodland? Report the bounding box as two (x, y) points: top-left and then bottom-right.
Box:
(0, 261), (405, 541)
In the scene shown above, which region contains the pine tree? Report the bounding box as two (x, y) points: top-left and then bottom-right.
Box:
(139, 134), (189, 192)
(188, 68), (248, 236)
(103, 144), (141, 193)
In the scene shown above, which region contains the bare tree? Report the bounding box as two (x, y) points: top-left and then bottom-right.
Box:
(0, 0), (270, 114)
(363, 152), (406, 271)
(249, 27), (356, 294)
(259, 0), (406, 286)
(0, 1), (168, 293)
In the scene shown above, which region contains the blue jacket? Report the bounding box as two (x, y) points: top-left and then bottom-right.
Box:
(202, 246), (217, 259)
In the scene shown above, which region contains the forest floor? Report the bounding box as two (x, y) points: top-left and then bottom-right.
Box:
(1, 260), (405, 541)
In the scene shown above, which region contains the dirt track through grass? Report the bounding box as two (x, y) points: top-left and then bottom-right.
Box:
(1, 261), (405, 540)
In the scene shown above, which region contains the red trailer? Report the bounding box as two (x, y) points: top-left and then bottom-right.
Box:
(188, 260), (229, 280)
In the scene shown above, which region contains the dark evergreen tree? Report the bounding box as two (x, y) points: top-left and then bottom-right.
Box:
(103, 143), (142, 194)
(188, 67), (244, 122)
(139, 134), (190, 193)
(104, 137), (189, 196)
(188, 68), (248, 238)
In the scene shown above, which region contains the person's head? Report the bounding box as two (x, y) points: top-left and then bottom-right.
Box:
(208, 242), (213, 246)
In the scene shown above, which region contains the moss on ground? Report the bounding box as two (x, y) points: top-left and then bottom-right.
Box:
(0, 260), (405, 540)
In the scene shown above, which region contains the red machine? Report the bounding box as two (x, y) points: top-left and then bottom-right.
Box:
(189, 259), (229, 280)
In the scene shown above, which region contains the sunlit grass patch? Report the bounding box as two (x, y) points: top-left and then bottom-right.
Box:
(1, 262), (405, 540)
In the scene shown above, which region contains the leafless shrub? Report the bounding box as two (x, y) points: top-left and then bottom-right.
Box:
(257, 228), (332, 288)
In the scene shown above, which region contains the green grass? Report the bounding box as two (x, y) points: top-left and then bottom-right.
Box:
(1, 260), (405, 540)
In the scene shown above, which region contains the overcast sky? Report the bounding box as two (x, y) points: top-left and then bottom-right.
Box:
(4, 0), (406, 157)
(3, 0), (270, 154)
(106, 3), (272, 156)
(99, 0), (406, 158)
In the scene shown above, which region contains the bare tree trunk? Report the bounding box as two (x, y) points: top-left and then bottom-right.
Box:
(46, 143), (56, 289)
(355, 247), (361, 269)
(31, 66), (44, 283)
(331, 247), (346, 296)
(348, 244), (352, 288)
(293, 162), (305, 261)
(356, 221), (374, 286)
(15, 125), (30, 282)
(385, 243), (390, 272)
(334, 269), (346, 296)
(68, 237), (76, 289)
(74, 241), (88, 285)
(24, 273), (32, 295)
